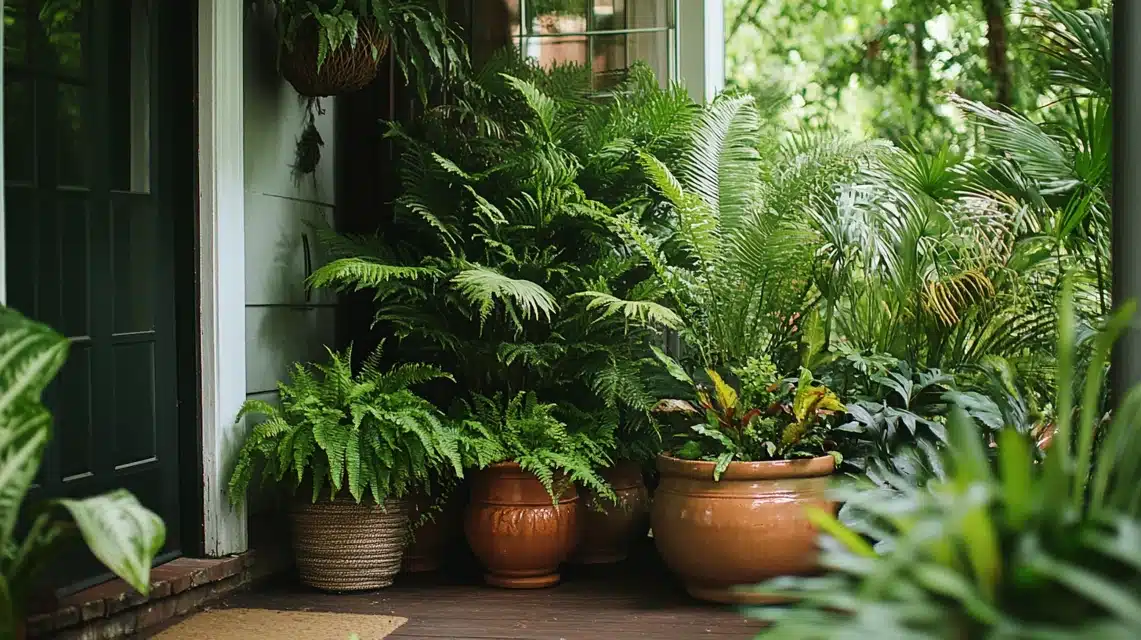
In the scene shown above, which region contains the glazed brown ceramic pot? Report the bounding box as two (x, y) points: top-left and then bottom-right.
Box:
(402, 488), (463, 573)
(571, 461), (650, 565)
(652, 454), (836, 605)
(464, 462), (579, 588)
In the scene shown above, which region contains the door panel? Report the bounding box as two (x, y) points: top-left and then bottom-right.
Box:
(3, 0), (182, 592)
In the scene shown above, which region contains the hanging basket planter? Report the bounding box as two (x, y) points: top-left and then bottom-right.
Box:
(280, 18), (390, 97)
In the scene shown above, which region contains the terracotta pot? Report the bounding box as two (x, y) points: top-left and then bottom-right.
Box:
(571, 461), (650, 565)
(402, 488), (463, 573)
(651, 454), (836, 605)
(464, 462), (579, 588)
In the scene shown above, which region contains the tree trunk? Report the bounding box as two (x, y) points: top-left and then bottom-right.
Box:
(982, 0), (1013, 107)
(912, 18), (930, 118)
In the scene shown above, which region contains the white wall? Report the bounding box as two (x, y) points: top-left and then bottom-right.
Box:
(242, 9), (338, 413)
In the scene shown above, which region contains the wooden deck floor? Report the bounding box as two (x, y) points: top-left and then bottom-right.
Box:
(181, 542), (764, 640)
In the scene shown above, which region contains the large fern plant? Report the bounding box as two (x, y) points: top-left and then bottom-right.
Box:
(307, 57), (694, 466)
(0, 308), (165, 633)
(227, 344), (466, 506)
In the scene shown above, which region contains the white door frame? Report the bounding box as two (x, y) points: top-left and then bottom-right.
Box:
(1, 10), (6, 304)
(679, 0), (725, 103)
(198, 0), (249, 556)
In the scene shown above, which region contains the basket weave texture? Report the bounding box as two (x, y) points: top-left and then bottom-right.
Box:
(290, 496), (410, 592)
(281, 19), (389, 97)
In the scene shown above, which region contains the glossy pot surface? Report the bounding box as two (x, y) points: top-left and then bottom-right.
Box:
(464, 463), (579, 588)
(651, 454), (835, 604)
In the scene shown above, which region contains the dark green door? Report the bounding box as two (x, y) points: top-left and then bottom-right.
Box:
(4, 0), (182, 591)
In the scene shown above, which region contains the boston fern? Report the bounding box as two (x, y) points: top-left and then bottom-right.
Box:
(227, 344), (465, 506)
(272, 0), (464, 97)
(457, 391), (617, 503)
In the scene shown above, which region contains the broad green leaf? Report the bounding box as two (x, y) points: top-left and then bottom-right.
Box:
(998, 429), (1034, 528)
(54, 490), (166, 595)
(706, 369), (739, 413)
(806, 506), (876, 558)
(650, 346), (693, 385)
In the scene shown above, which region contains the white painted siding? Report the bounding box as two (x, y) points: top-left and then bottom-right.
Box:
(242, 10), (338, 406)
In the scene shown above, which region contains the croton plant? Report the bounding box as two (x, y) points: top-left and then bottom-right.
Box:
(653, 350), (847, 479)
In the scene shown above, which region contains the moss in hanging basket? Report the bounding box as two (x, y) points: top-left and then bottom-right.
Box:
(272, 0), (468, 99)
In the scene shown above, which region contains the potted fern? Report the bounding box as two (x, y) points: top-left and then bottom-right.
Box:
(649, 353), (847, 604)
(269, 0), (463, 97)
(459, 392), (615, 589)
(227, 344), (464, 592)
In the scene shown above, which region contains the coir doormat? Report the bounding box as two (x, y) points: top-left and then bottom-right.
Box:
(152, 608), (408, 639)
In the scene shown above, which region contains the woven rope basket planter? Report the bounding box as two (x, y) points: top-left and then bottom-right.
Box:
(289, 496), (410, 592)
(281, 19), (389, 97)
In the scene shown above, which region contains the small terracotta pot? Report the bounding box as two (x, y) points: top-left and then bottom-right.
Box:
(402, 488), (463, 573)
(571, 461), (650, 565)
(652, 454), (836, 605)
(464, 462), (579, 589)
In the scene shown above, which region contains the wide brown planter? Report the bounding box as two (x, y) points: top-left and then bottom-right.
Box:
(464, 462), (579, 589)
(402, 487), (463, 573)
(280, 19), (389, 97)
(290, 495), (410, 591)
(571, 461), (650, 565)
(651, 454), (835, 605)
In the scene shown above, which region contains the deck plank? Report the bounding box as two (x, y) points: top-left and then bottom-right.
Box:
(215, 545), (764, 640)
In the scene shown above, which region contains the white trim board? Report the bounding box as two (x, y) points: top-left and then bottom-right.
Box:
(678, 0), (725, 103)
(198, 0), (249, 556)
(1, 16), (6, 305)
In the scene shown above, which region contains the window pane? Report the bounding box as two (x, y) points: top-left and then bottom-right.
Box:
(526, 0), (587, 35)
(520, 35), (587, 69)
(41, 0), (85, 76)
(108, 0), (151, 193)
(595, 0), (669, 30)
(56, 82), (87, 187)
(592, 30), (670, 89)
(4, 80), (35, 183)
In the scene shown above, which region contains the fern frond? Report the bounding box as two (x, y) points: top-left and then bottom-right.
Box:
(452, 267), (558, 328)
(571, 290), (684, 330)
(307, 258), (442, 292)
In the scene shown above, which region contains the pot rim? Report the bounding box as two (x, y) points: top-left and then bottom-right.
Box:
(656, 453), (835, 481)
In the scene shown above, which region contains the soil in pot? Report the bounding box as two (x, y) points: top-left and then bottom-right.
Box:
(290, 494), (410, 592)
(570, 461), (650, 565)
(651, 454), (836, 605)
(464, 462), (579, 589)
(402, 486), (464, 574)
(280, 19), (389, 97)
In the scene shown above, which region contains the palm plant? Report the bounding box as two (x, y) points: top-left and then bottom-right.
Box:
(578, 90), (881, 374)
(227, 344), (467, 506)
(746, 281), (1141, 638)
(819, 1), (1112, 385)
(0, 308), (165, 633)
